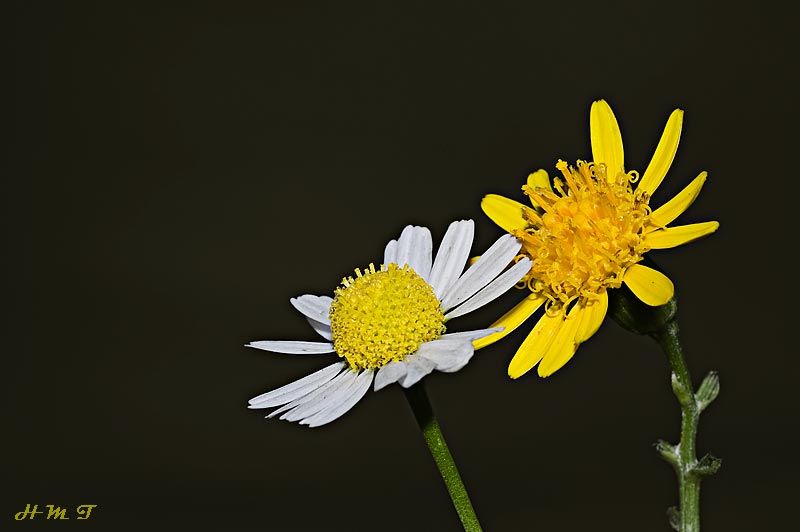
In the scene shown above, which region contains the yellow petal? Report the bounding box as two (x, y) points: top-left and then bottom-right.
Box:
(645, 221), (720, 249)
(525, 169), (552, 209)
(481, 194), (528, 233)
(538, 305), (583, 377)
(527, 169), (552, 191)
(623, 264), (674, 307)
(590, 100), (625, 179)
(575, 291), (608, 343)
(648, 172), (707, 228)
(638, 109), (684, 197)
(473, 294), (545, 350)
(508, 312), (563, 379)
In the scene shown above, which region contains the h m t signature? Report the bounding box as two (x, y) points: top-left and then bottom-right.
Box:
(14, 504), (97, 520)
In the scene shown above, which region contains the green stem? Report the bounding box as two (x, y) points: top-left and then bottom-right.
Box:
(403, 382), (483, 532)
(652, 320), (719, 532)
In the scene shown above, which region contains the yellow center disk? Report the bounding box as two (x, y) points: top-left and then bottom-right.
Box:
(329, 263), (446, 371)
(517, 160), (651, 311)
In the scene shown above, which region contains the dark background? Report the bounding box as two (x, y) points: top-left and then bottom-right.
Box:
(7, 1), (797, 530)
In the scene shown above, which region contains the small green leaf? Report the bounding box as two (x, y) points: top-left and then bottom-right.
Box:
(696, 371), (720, 412)
(655, 439), (679, 466)
(694, 454), (722, 476)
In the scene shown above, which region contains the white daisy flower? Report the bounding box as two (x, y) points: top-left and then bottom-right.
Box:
(247, 220), (532, 427)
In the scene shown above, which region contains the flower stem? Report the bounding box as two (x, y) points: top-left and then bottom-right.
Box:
(652, 319), (721, 532)
(403, 382), (483, 532)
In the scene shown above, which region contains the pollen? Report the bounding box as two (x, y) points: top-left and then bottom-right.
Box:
(329, 263), (446, 371)
(515, 160), (651, 311)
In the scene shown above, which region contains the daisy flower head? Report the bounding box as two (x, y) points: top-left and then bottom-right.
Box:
(478, 100), (719, 379)
(247, 221), (532, 427)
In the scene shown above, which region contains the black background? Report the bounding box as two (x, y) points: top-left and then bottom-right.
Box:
(7, 1), (797, 530)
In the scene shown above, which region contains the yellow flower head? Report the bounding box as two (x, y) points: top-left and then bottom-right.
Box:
(329, 263), (446, 370)
(478, 100), (719, 379)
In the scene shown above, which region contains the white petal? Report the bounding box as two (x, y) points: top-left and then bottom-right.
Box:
(290, 295), (332, 325)
(444, 258), (532, 320)
(267, 369), (351, 418)
(303, 370), (374, 427)
(394, 226), (416, 266)
(294, 369), (359, 420)
(279, 369), (357, 422)
(428, 220), (475, 299)
(416, 339), (474, 373)
(399, 354), (437, 388)
(384, 239), (398, 265)
(440, 327), (504, 341)
(246, 340), (335, 354)
(306, 318), (332, 340)
(440, 234), (521, 311)
(394, 226), (433, 280)
(410, 227), (433, 281)
(247, 362), (345, 408)
(266, 401), (297, 418)
(374, 361), (408, 391)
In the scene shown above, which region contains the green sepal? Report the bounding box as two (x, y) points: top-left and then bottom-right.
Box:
(607, 283), (677, 336)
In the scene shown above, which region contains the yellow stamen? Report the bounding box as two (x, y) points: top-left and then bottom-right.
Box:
(329, 263), (445, 371)
(516, 159), (651, 310)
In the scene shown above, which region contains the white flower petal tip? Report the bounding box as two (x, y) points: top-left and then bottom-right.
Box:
(393, 225), (434, 280)
(290, 295), (332, 325)
(276, 370), (357, 422)
(300, 370), (374, 428)
(247, 362), (345, 408)
(374, 361), (408, 391)
(429, 220), (475, 298)
(246, 341), (335, 354)
(248, 367), (375, 427)
(383, 239), (398, 265)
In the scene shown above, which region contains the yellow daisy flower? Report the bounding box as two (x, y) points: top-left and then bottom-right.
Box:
(477, 100), (719, 379)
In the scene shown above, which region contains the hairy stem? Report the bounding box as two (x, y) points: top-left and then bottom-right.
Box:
(652, 320), (720, 532)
